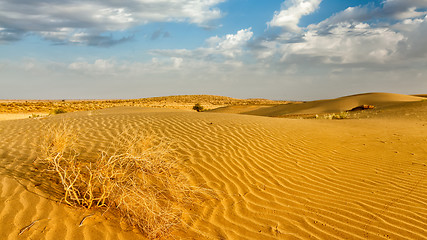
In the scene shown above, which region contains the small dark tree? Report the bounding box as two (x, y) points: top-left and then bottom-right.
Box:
(192, 103), (204, 112)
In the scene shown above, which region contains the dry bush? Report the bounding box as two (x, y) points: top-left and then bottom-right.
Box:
(38, 124), (82, 205)
(318, 112), (350, 120)
(332, 112), (349, 119)
(37, 124), (203, 238)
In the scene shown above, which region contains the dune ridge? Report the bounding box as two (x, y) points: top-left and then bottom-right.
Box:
(211, 92), (426, 117)
(0, 105), (426, 239)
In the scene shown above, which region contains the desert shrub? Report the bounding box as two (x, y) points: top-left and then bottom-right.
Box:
(29, 114), (41, 118)
(51, 108), (67, 114)
(333, 112), (349, 119)
(321, 112), (349, 120)
(192, 103), (204, 112)
(36, 124), (203, 238)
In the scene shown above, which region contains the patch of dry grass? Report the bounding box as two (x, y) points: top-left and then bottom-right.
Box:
(316, 112), (350, 120)
(36, 123), (203, 238)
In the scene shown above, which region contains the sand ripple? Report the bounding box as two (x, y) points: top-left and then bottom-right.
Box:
(0, 107), (426, 239)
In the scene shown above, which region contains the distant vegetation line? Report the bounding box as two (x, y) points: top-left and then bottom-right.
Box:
(0, 95), (290, 113)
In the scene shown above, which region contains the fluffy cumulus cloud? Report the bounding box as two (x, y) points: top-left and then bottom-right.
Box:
(259, 0), (427, 66)
(277, 23), (405, 64)
(396, 15), (427, 59)
(0, 0), (224, 45)
(269, 0), (322, 32)
(206, 28), (254, 58)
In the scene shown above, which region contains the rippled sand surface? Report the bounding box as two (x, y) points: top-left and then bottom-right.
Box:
(0, 105), (426, 239)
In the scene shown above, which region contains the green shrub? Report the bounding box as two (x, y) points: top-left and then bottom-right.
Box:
(192, 103), (204, 112)
(51, 108), (67, 114)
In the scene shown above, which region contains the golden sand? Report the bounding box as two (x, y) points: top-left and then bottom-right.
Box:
(0, 93), (426, 239)
(211, 92), (425, 117)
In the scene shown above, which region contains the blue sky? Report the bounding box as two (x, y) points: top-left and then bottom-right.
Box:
(1, 0), (426, 100)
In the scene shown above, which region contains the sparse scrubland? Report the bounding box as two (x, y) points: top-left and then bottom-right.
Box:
(36, 123), (205, 238)
(0, 95), (290, 114)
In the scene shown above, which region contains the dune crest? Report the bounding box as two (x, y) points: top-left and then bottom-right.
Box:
(212, 92), (426, 117)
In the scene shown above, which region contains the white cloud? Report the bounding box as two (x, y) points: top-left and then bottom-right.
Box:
(317, 6), (372, 26)
(279, 22), (405, 64)
(40, 28), (74, 42)
(269, 0), (322, 32)
(207, 28), (254, 58)
(392, 17), (426, 32)
(256, 0), (427, 66)
(0, 0), (225, 45)
(171, 57), (184, 69)
(252, 39), (278, 60)
(382, 0), (427, 19)
(68, 59), (117, 74)
(316, 0), (427, 27)
(152, 28), (253, 60)
(398, 15), (427, 58)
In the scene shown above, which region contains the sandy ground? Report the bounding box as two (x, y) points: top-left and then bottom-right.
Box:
(210, 92), (426, 117)
(0, 93), (426, 239)
(0, 113), (48, 121)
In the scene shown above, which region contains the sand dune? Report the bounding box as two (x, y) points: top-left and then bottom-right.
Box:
(1, 103), (427, 239)
(212, 92), (426, 117)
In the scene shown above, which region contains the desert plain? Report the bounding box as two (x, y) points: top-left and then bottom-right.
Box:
(0, 92), (427, 239)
